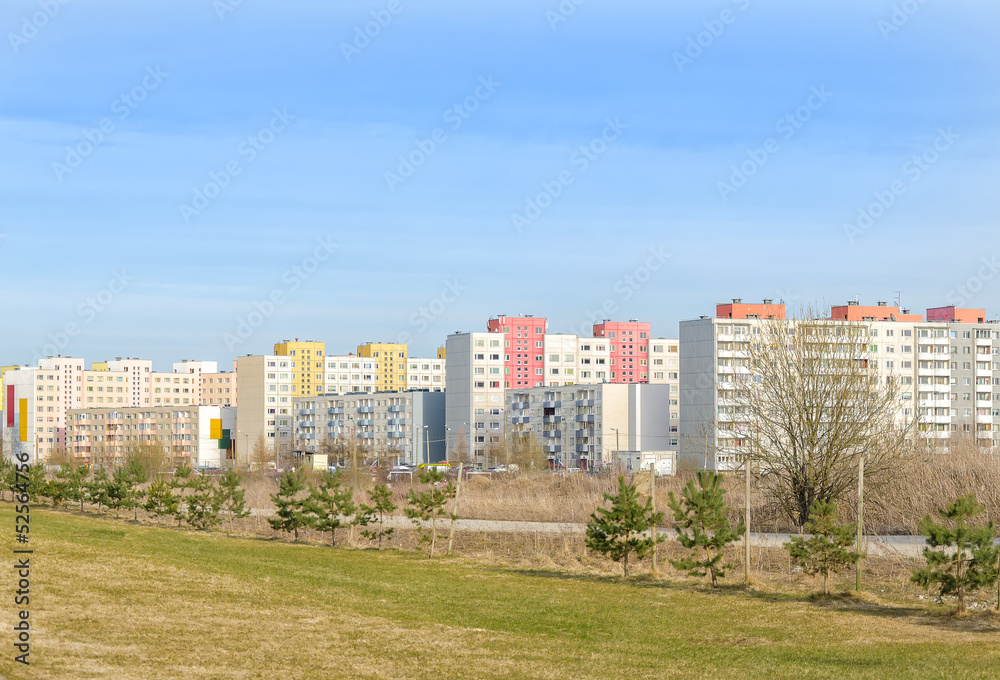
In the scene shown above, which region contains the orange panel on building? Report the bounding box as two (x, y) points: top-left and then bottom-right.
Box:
(716, 299), (786, 319)
(925, 306), (986, 324)
(829, 301), (922, 322)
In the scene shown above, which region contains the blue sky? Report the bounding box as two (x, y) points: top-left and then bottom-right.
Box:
(1, 0), (998, 368)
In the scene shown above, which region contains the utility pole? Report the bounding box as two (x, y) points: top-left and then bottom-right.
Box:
(744, 454), (751, 588)
(856, 456), (864, 592)
(650, 461), (657, 573)
(447, 432), (464, 556)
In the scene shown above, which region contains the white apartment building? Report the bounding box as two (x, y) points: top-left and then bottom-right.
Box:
(647, 339), (680, 449)
(679, 304), (1000, 471)
(66, 405), (236, 467)
(322, 355), (381, 394)
(541, 334), (611, 386)
(506, 383), (674, 470)
(292, 391), (446, 466)
(150, 371), (201, 406)
(445, 332), (506, 463)
(88, 358), (154, 407)
(404, 357), (446, 392)
(2, 357), (86, 462)
(235, 355), (294, 461)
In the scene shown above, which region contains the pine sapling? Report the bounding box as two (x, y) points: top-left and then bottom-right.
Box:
(668, 470), (744, 587)
(785, 500), (860, 595)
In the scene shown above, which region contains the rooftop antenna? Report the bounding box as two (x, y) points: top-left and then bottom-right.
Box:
(894, 291), (902, 308)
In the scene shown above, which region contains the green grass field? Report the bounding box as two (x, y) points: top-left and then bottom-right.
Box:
(2, 506), (999, 680)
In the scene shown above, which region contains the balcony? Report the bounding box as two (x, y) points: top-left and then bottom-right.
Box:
(357, 419), (374, 426)
(510, 402), (529, 411)
(327, 407), (345, 415)
(388, 405), (406, 413)
(299, 421), (316, 428)
(576, 444), (590, 453)
(543, 430), (562, 438)
(575, 399), (595, 407)
(387, 418), (407, 425)
(542, 400), (561, 408)
(298, 409), (315, 416)
(358, 432), (374, 439)
(575, 430), (591, 438)
(327, 419), (345, 427)
(387, 431), (404, 438)
(576, 414), (594, 423)
(545, 444), (563, 453)
(357, 406), (374, 413)
(543, 415), (562, 424)
(511, 416), (530, 425)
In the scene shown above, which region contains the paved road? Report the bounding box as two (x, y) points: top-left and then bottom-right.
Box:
(250, 509), (931, 557)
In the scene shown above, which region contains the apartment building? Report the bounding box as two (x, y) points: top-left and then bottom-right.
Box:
(445, 332), (506, 463)
(235, 355), (294, 462)
(291, 390), (445, 466)
(404, 357), (446, 392)
(2, 357), (86, 462)
(487, 314), (547, 389)
(357, 342), (407, 391)
(541, 334), (611, 386)
(506, 383), (673, 470)
(323, 355), (381, 394)
(592, 320), (652, 383)
(151, 371), (201, 406)
(648, 339), (681, 447)
(65, 405), (235, 467)
(0, 366), (18, 415)
(679, 299), (1000, 471)
(87, 358), (153, 407)
(274, 339), (325, 397)
(200, 370), (237, 406)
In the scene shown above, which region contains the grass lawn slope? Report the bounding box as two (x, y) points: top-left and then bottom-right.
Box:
(2, 507), (998, 679)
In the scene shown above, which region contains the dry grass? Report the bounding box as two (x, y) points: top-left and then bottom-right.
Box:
(5, 506), (1000, 680)
(168, 444), (1000, 537)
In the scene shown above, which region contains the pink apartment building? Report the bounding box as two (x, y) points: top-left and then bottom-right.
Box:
(487, 315), (547, 389)
(592, 320), (652, 383)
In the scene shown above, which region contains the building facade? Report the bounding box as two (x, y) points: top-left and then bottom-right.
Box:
(274, 339), (326, 397)
(487, 314), (547, 389)
(679, 300), (1000, 471)
(66, 405), (235, 467)
(292, 390), (445, 466)
(357, 342), (407, 392)
(445, 332), (506, 463)
(404, 357), (446, 392)
(592, 320), (652, 383)
(235, 355), (294, 462)
(505, 383), (673, 470)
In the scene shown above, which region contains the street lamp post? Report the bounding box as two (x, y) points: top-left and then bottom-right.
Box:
(423, 425), (429, 466)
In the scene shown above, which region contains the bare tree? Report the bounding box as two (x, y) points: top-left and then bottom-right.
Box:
(733, 314), (913, 526)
